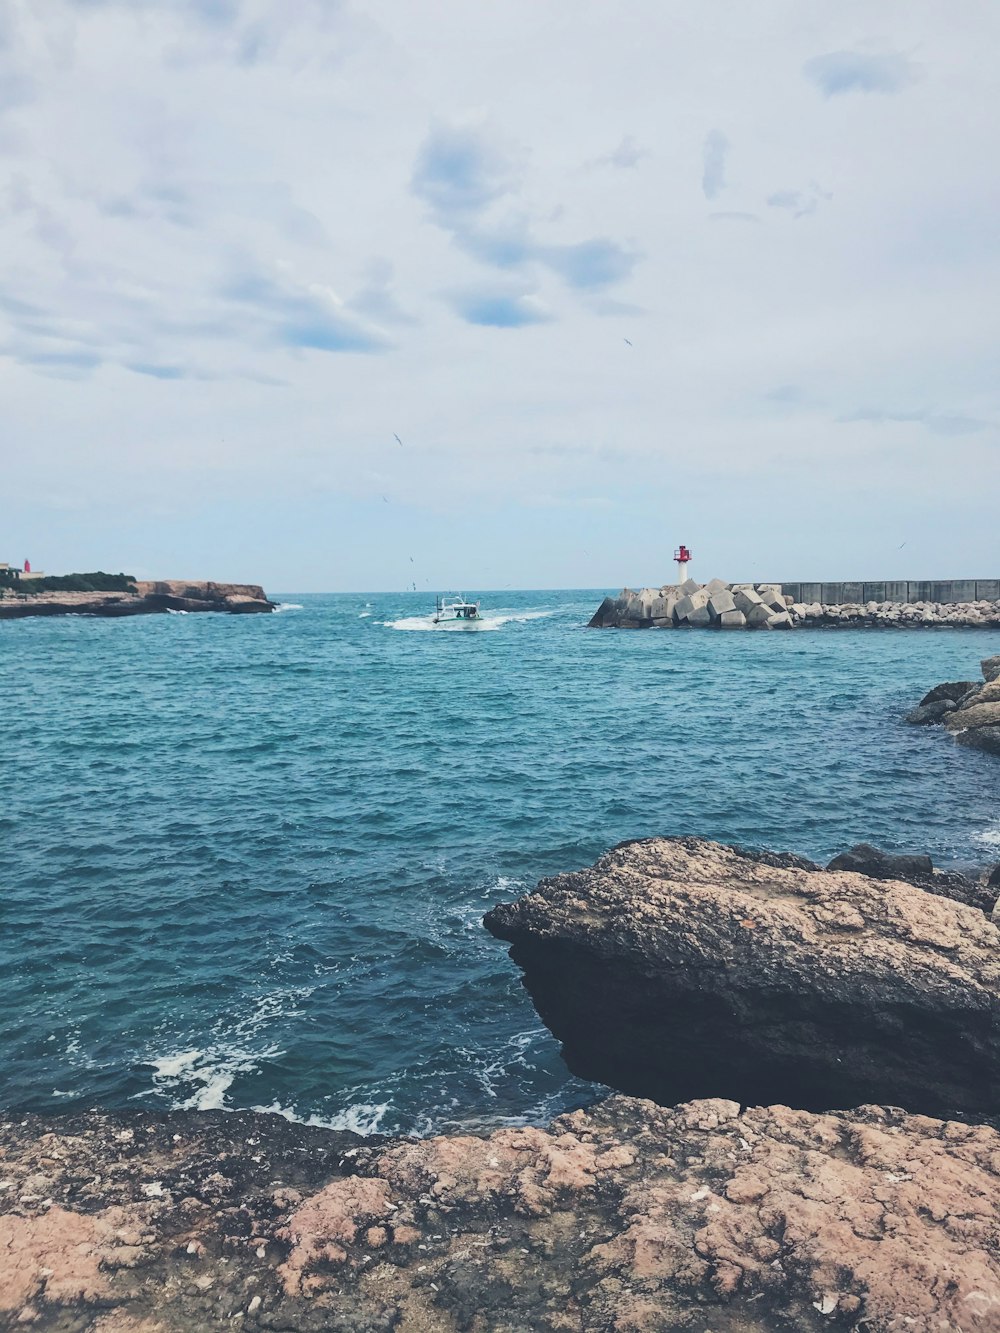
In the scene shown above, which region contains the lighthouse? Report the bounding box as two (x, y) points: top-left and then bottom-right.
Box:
(674, 544), (692, 584)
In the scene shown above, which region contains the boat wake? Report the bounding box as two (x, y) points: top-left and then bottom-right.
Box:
(382, 610), (553, 633)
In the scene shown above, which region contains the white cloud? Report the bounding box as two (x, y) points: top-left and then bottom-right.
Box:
(1, 0), (998, 588)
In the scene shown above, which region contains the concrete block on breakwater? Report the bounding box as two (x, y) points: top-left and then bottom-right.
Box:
(589, 579), (1000, 630)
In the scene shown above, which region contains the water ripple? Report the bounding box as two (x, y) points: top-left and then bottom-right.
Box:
(2, 591), (999, 1132)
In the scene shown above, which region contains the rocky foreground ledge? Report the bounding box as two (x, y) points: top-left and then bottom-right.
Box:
(486, 836), (1000, 1119)
(5, 1096), (1000, 1332)
(907, 654), (1000, 756)
(0, 581), (275, 620)
(590, 580), (1000, 629)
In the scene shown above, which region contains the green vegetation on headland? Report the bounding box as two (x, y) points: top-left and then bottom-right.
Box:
(0, 570), (138, 593)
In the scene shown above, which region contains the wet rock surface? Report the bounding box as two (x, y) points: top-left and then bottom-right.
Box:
(0, 582), (274, 619)
(4, 1097), (1000, 1332)
(485, 836), (1000, 1118)
(907, 657), (1000, 756)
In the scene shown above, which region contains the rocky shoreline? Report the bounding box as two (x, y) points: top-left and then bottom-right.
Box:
(6, 840), (1000, 1330)
(0, 581), (275, 620)
(906, 654), (1000, 756)
(5, 1094), (1000, 1333)
(590, 580), (1000, 629)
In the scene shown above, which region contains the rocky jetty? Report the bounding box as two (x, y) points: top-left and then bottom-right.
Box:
(0, 581), (275, 620)
(486, 836), (1000, 1118)
(4, 1097), (1000, 1333)
(907, 655), (1000, 756)
(589, 581), (1000, 629)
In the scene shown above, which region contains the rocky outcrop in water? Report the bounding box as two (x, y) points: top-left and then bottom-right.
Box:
(4, 1097), (1000, 1333)
(485, 836), (1000, 1118)
(589, 582), (1000, 629)
(0, 581), (275, 619)
(907, 656), (1000, 756)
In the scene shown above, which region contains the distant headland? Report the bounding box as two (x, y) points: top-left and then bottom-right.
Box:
(0, 567), (275, 619)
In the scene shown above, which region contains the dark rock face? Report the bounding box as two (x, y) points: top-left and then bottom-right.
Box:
(827, 842), (933, 879)
(4, 1098), (1000, 1333)
(907, 660), (1000, 756)
(485, 836), (1000, 1119)
(906, 680), (978, 725)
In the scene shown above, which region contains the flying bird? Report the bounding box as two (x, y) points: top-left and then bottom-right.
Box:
(623, 338), (633, 347)
(394, 433), (403, 446)
(382, 495), (389, 503)
(899, 541), (906, 549)
(409, 556), (414, 563)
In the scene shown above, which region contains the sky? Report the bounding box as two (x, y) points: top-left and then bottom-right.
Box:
(1, 0), (998, 592)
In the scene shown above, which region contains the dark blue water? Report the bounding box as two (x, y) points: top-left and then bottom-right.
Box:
(3, 591), (999, 1133)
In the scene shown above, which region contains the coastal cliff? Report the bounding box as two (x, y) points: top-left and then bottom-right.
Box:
(0, 580), (275, 619)
(5, 1096), (1000, 1332)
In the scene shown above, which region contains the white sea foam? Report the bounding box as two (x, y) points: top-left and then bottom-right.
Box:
(147, 1044), (282, 1111)
(252, 1099), (391, 1135)
(143, 985), (313, 1111)
(274, 602), (304, 613)
(975, 822), (1000, 850)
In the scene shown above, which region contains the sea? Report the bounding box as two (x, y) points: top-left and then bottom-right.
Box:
(4, 590), (1000, 1135)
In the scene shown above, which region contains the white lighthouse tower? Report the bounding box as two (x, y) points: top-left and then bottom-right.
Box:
(674, 544), (692, 585)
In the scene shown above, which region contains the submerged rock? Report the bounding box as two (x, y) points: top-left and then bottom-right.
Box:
(3, 1098), (1000, 1332)
(485, 836), (1000, 1118)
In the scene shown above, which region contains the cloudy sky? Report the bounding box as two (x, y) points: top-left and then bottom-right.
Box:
(2, 0), (998, 591)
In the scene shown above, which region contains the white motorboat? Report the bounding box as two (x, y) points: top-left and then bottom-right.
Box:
(432, 594), (483, 626)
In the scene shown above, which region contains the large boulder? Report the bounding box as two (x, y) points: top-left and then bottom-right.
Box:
(745, 602), (773, 627)
(485, 837), (1000, 1118)
(674, 589), (709, 622)
(907, 698), (958, 725)
(827, 843), (932, 879)
(707, 588), (736, 618)
(718, 608), (746, 628)
(733, 587), (763, 614)
(982, 655), (1000, 683)
(587, 596), (618, 628)
(945, 701), (1000, 732)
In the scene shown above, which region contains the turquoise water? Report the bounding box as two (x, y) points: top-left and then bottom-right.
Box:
(3, 591), (1000, 1134)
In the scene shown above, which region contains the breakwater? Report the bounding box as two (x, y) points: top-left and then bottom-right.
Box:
(590, 579), (1000, 630)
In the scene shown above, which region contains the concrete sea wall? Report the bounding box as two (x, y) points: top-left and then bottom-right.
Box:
(778, 581), (1000, 604)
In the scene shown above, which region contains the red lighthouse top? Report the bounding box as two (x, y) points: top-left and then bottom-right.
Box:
(674, 545), (691, 563)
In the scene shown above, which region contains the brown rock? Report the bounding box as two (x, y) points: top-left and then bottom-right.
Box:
(3, 1100), (1000, 1332)
(485, 836), (1000, 1116)
(946, 701), (1000, 731)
